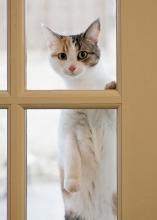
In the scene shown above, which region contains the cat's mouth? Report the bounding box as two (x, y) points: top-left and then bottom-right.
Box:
(64, 70), (82, 78)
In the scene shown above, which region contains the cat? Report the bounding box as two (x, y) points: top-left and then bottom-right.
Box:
(42, 19), (117, 220)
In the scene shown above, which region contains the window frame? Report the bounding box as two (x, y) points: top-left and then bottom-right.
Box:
(1, 0), (157, 220)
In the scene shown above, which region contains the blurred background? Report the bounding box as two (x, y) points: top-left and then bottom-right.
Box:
(27, 110), (65, 220)
(0, 110), (7, 220)
(0, 0), (116, 219)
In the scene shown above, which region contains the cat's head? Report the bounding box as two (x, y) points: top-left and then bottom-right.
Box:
(42, 19), (100, 79)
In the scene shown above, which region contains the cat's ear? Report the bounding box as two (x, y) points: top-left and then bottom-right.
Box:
(84, 19), (100, 43)
(41, 24), (61, 50)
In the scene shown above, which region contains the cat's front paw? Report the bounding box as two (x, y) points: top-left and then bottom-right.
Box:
(64, 178), (80, 193)
(105, 81), (117, 90)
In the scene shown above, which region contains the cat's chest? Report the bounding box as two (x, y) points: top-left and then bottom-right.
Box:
(77, 109), (115, 143)
(62, 109), (114, 146)
(75, 110), (106, 148)
(75, 109), (111, 135)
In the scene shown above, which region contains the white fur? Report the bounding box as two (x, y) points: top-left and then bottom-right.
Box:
(63, 57), (113, 90)
(57, 66), (117, 220)
(49, 51), (113, 90)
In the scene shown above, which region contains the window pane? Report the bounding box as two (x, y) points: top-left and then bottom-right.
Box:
(0, 0), (7, 90)
(26, 0), (116, 90)
(27, 110), (64, 220)
(27, 109), (117, 220)
(0, 110), (7, 220)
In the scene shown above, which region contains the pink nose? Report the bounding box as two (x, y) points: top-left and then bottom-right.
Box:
(69, 65), (76, 72)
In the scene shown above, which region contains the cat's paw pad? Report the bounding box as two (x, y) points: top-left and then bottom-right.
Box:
(64, 179), (80, 193)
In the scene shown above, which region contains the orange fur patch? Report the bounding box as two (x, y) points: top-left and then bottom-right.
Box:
(61, 38), (71, 53)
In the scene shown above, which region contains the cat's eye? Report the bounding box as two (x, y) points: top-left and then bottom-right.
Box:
(58, 53), (67, 60)
(78, 51), (88, 60)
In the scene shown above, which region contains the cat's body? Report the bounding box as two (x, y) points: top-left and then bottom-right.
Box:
(59, 108), (116, 220)
(42, 19), (117, 220)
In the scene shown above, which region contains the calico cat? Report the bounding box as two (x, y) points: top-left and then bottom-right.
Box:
(42, 19), (117, 220)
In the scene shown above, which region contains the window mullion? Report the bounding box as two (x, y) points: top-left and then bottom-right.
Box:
(8, 104), (26, 220)
(8, 0), (26, 220)
(8, 0), (25, 96)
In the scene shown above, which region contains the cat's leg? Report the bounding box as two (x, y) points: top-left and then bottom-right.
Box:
(60, 167), (85, 220)
(63, 134), (82, 193)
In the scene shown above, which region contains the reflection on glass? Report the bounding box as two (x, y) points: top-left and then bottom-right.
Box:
(0, 110), (7, 220)
(27, 109), (117, 220)
(0, 0), (7, 90)
(26, 0), (116, 90)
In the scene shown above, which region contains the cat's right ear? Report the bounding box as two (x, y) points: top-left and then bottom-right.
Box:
(41, 24), (61, 50)
(84, 19), (100, 43)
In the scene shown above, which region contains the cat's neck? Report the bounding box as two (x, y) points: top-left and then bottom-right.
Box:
(64, 59), (111, 90)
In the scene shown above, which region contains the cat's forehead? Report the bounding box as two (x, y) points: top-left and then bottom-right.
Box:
(60, 33), (94, 53)
(60, 37), (72, 52)
(59, 34), (83, 52)
(70, 34), (84, 49)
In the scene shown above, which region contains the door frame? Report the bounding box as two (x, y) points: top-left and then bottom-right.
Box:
(0, 0), (157, 220)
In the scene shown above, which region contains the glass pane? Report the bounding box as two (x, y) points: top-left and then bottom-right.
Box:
(27, 110), (64, 220)
(27, 109), (117, 220)
(26, 0), (116, 90)
(0, 0), (7, 90)
(0, 110), (7, 220)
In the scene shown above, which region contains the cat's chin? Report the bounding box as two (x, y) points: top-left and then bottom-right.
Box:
(62, 71), (84, 80)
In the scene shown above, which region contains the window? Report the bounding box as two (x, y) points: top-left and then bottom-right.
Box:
(0, 0), (156, 220)
(26, 109), (117, 219)
(26, 0), (116, 90)
(27, 110), (65, 220)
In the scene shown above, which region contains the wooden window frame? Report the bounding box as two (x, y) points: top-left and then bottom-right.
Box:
(0, 0), (157, 220)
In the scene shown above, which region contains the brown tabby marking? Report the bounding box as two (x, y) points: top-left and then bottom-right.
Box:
(65, 211), (84, 220)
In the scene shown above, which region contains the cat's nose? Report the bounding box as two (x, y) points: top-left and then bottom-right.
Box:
(69, 65), (76, 73)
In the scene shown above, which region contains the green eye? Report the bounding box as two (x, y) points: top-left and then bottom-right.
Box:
(58, 53), (67, 60)
(78, 51), (88, 60)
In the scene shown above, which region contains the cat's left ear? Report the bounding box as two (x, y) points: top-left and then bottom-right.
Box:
(41, 24), (61, 50)
(84, 19), (100, 43)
